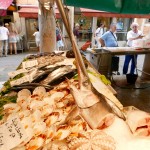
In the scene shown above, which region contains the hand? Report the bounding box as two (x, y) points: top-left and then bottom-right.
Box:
(138, 35), (144, 39)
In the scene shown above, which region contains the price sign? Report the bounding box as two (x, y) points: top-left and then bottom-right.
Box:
(22, 60), (38, 69)
(8, 69), (27, 78)
(0, 116), (27, 150)
(10, 75), (31, 87)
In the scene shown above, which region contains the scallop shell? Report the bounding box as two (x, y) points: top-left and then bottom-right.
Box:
(33, 86), (46, 97)
(33, 121), (46, 136)
(32, 110), (42, 122)
(46, 126), (56, 139)
(54, 125), (71, 140)
(29, 100), (46, 111)
(45, 112), (60, 126)
(68, 129), (116, 150)
(17, 89), (31, 99)
(27, 136), (45, 150)
(21, 116), (33, 129)
(18, 110), (31, 120)
(41, 105), (54, 118)
(3, 103), (20, 114)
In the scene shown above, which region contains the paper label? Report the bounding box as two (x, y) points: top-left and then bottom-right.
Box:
(10, 75), (31, 87)
(22, 60), (38, 69)
(8, 69), (27, 78)
(0, 116), (27, 150)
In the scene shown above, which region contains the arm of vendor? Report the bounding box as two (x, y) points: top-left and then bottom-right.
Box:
(127, 32), (143, 41)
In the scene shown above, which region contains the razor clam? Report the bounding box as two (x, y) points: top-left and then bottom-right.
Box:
(10, 83), (53, 91)
(40, 65), (77, 86)
(56, 0), (125, 129)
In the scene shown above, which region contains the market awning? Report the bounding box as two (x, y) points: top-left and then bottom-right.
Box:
(80, 8), (150, 18)
(18, 7), (38, 18)
(18, 7), (60, 18)
(0, 0), (13, 10)
(65, 0), (150, 15)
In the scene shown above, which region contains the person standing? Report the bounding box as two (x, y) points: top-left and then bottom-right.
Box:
(99, 23), (118, 47)
(99, 23), (119, 75)
(33, 27), (40, 51)
(73, 23), (80, 45)
(56, 26), (64, 50)
(5, 23), (9, 29)
(94, 23), (105, 48)
(0, 21), (9, 57)
(8, 22), (18, 55)
(123, 22), (144, 74)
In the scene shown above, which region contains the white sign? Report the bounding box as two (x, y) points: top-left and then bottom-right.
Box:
(8, 69), (28, 79)
(10, 75), (31, 87)
(22, 60), (38, 69)
(0, 116), (27, 150)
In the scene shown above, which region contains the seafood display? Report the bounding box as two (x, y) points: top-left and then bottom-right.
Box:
(0, 50), (150, 150)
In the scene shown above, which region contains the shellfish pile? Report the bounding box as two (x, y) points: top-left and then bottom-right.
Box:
(1, 51), (150, 150)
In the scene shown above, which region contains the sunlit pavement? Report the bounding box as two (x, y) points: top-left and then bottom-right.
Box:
(0, 51), (37, 85)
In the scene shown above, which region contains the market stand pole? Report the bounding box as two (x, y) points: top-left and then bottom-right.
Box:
(141, 54), (150, 80)
(38, 0), (56, 52)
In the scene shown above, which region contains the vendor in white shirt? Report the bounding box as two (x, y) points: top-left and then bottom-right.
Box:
(123, 22), (144, 74)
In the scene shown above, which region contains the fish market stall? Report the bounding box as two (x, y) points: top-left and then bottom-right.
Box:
(0, 51), (150, 150)
(1, 0), (150, 149)
(0, 51), (123, 150)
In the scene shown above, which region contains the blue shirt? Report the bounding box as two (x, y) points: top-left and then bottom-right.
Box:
(101, 31), (118, 47)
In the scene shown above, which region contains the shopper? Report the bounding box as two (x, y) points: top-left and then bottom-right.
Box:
(8, 22), (18, 55)
(99, 23), (118, 47)
(56, 27), (64, 50)
(99, 23), (119, 75)
(0, 21), (9, 57)
(5, 23), (9, 29)
(123, 22), (144, 74)
(94, 23), (105, 48)
(73, 23), (80, 45)
(33, 27), (40, 51)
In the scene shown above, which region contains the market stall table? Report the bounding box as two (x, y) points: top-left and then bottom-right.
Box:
(85, 47), (150, 77)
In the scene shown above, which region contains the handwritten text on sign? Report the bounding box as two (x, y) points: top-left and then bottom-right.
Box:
(22, 60), (38, 69)
(0, 116), (27, 150)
